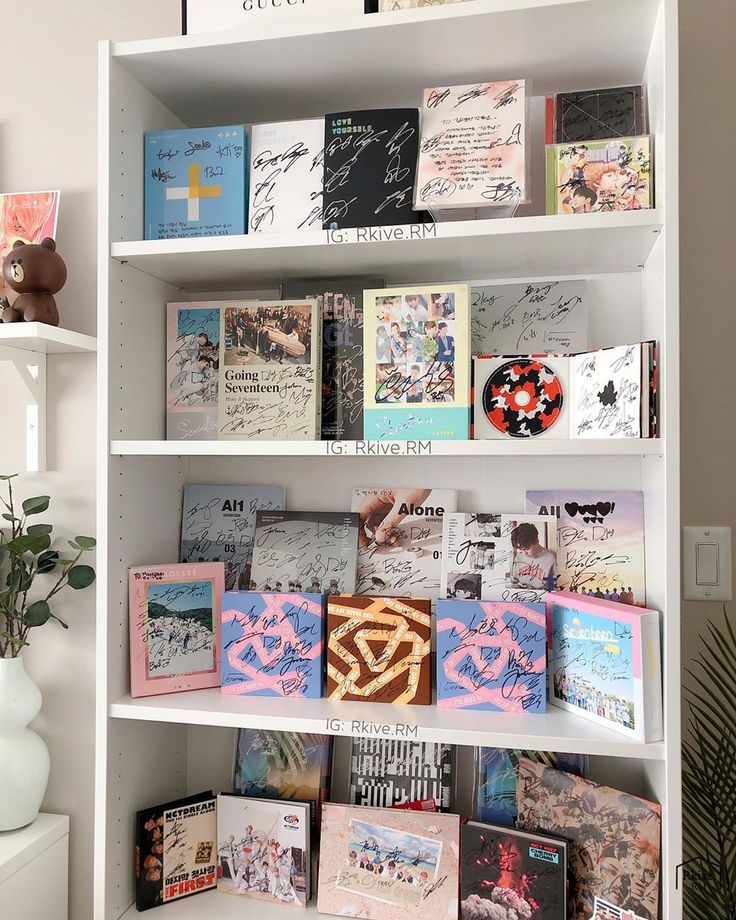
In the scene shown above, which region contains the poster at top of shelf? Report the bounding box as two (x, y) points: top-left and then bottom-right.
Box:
(144, 125), (247, 240)
(546, 136), (653, 215)
(471, 279), (589, 356)
(184, 0), (366, 35)
(0, 190), (59, 301)
(526, 490), (646, 605)
(363, 284), (471, 441)
(218, 298), (321, 440)
(323, 109), (423, 229)
(249, 119), (325, 234)
(415, 80), (528, 211)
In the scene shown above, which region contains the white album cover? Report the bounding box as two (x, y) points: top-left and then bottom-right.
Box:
(570, 343), (642, 438)
(187, 0), (364, 34)
(249, 119), (325, 234)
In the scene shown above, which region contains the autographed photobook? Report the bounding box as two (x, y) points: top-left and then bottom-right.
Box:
(350, 738), (454, 811)
(250, 511), (360, 594)
(471, 280), (589, 356)
(323, 109), (422, 229)
(352, 487), (458, 600)
(135, 791), (217, 911)
(473, 355), (570, 440)
(363, 284), (471, 441)
(249, 119), (325, 233)
(546, 85), (648, 144)
(221, 592), (325, 698)
(547, 591), (663, 742)
(436, 601), (547, 712)
(474, 748), (586, 827)
(526, 490), (647, 605)
(441, 512), (558, 602)
(546, 136), (653, 214)
(327, 596), (432, 704)
(415, 80), (528, 210)
(317, 804), (460, 920)
(166, 301), (222, 441)
(219, 299), (321, 440)
(144, 125), (246, 239)
(461, 822), (567, 920)
(128, 563), (224, 698)
(180, 484), (284, 591)
(233, 729), (333, 829)
(217, 794), (310, 907)
(517, 759), (661, 920)
(281, 277), (385, 441)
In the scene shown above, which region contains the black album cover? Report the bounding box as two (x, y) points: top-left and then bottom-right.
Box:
(349, 738), (454, 810)
(550, 85), (648, 143)
(461, 822), (567, 920)
(281, 277), (385, 440)
(323, 109), (423, 229)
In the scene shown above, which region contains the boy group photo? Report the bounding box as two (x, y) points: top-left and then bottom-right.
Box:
(224, 303), (313, 367)
(218, 829), (305, 905)
(554, 673), (635, 731)
(374, 292), (456, 404)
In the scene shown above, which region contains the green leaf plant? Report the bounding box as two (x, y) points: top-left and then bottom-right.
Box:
(682, 607), (736, 920)
(0, 475), (96, 658)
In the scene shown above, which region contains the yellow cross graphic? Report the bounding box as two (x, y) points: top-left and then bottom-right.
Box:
(166, 164), (222, 221)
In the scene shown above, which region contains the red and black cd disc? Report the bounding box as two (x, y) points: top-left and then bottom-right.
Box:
(482, 359), (564, 437)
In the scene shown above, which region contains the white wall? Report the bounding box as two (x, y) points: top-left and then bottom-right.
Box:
(0, 3), (179, 919)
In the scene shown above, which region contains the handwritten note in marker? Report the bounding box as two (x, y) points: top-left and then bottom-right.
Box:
(415, 80), (528, 210)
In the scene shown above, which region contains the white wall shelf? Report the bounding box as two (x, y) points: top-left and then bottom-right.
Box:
(110, 689), (665, 761)
(112, 213), (663, 289)
(0, 324), (96, 472)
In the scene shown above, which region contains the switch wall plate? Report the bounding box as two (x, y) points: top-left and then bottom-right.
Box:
(683, 526), (733, 601)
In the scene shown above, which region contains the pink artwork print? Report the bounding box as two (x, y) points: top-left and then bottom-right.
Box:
(0, 191), (60, 298)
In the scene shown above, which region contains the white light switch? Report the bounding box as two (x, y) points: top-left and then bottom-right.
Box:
(684, 527), (732, 601)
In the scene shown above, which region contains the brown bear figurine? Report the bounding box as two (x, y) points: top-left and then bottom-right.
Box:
(1, 238), (67, 326)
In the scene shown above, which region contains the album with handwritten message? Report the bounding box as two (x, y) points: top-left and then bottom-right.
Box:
(474, 747), (587, 827)
(166, 301), (223, 441)
(135, 791), (217, 911)
(317, 804), (460, 920)
(546, 84), (648, 144)
(471, 279), (589, 356)
(250, 511), (360, 594)
(249, 119), (325, 233)
(461, 822), (567, 920)
(281, 277), (385, 440)
(128, 563), (224, 698)
(473, 354), (570, 439)
(233, 729), (333, 831)
(327, 596), (432, 704)
(144, 125), (247, 240)
(349, 739), (454, 811)
(180, 484), (284, 591)
(546, 136), (653, 214)
(437, 601), (547, 712)
(363, 284), (471, 440)
(441, 512), (558, 602)
(323, 108), (422, 229)
(415, 80), (528, 211)
(217, 794), (311, 907)
(547, 591), (663, 742)
(517, 759), (661, 920)
(221, 592), (325, 698)
(218, 298), (321, 440)
(352, 487), (457, 601)
(526, 490), (647, 605)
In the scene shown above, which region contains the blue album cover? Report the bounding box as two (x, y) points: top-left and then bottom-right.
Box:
(144, 125), (247, 240)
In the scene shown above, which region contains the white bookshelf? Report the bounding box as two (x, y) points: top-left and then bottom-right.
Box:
(95, 1), (681, 918)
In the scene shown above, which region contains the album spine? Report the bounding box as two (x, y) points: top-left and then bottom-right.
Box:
(641, 612), (664, 743)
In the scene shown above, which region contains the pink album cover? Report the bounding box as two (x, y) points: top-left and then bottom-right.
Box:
(0, 191), (60, 299)
(128, 563), (225, 698)
(318, 803), (460, 920)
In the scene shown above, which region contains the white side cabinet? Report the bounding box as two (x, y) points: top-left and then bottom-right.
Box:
(0, 814), (69, 920)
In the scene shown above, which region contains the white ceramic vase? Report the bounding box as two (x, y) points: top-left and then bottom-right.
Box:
(0, 656), (50, 831)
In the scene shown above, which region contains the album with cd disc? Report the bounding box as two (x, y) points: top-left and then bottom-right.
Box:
(473, 355), (570, 439)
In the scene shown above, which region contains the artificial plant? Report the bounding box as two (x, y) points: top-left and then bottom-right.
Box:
(0, 474), (96, 658)
(682, 608), (736, 920)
